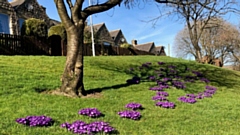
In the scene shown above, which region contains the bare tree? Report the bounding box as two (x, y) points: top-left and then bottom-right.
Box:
(173, 17), (240, 66)
(54, 0), (133, 97)
(155, 0), (239, 62)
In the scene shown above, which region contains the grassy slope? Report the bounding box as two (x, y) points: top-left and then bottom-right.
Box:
(0, 56), (240, 135)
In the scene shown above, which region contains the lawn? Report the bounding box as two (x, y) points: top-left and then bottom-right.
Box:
(0, 55), (240, 135)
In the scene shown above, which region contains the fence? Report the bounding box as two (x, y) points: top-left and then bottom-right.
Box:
(0, 34), (155, 56)
(0, 34), (50, 55)
(80, 44), (155, 56)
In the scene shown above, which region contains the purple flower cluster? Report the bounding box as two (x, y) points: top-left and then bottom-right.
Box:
(162, 77), (172, 82)
(118, 110), (141, 120)
(61, 120), (115, 134)
(127, 61), (218, 110)
(158, 61), (165, 65)
(184, 75), (197, 83)
(178, 86), (217, 104)
(156, 91), (169, 97)
(78, 108), (102, 118)
(178, 96), (197, 104)
(158, 73), (165, 77)
(16, 115), (54, 127)
(204, 85), (217, 96)
(192, 71), (204, 77)
(172, 81), (186, 89)
(156, 101), (175, 109)
(152, 95), (167, 101)
(200, 78), (210, 83)
(148, 76), (156, 81)
(141, 62), (152, 68)
(125, 102), (142, 110)
(126, 76), (140, 84)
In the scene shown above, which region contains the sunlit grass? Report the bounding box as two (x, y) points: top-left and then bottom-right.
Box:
(0, 55), (240, 135)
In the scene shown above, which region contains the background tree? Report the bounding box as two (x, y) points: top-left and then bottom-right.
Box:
(120, 43), (132, 48)
(21, 18), (48, 37)
(173, 18), (240, 66)
(48, 23), (67, 40)
(54, 0), (133, 97)
(155, 0), (239, 62)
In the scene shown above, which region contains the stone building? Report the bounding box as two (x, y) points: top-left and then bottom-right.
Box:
(109, 29), (127, 46)
(132, 39), (166, 56)
(0, 0), (57, 35)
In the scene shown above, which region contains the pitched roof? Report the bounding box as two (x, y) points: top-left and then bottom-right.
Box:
(155, 46), (164, 51)
(85, 23), (104, 33)
(134, 42), (155, 52)
(109, 29), (121, 39)
(9, 0), (25, 7)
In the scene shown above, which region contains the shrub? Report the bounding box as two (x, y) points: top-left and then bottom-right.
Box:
(21, 18), (48, 38)
(48, 23), (66, 40)
(120, 43), (132, 48)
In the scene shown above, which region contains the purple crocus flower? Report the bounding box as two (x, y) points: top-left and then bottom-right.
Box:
(156, 101), (175, 109)
(125, 102), (142, 110)
(200, 78), (210, 83)
(152, 95), (167, 101)
(156, 91), (169, 97)
(158, 62), (165, 65)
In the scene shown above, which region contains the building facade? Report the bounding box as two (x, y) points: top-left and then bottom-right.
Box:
(0, 0), (55, 35)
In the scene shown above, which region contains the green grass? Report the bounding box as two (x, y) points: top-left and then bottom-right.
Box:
(1, 55), (240, 135)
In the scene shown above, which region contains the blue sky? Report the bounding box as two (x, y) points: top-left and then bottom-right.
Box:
(8, 0), (239, 56)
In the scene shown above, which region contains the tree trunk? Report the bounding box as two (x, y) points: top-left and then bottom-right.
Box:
(60, 22), (86, 97)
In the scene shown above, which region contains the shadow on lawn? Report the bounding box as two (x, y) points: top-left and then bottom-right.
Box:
(85, 83), (134, 94)
(34, 82), (137, 97)
(93, 60), (240, 93)
(36, 61), (240, 96)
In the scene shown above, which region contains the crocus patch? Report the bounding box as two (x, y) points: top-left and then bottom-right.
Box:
(125, 102), (142, 110)
(16, 115), (54, 127)
(118, 110), (141, 120)
(152, 95), (167, 101)
(61, 120), (115, 134)
(78, 108), (103, 118)
(178, 96), (197, 104)
(156, 101), (175, 109)
(156, 91), (169, 97)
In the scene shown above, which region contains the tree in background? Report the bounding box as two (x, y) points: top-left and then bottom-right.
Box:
(173, 18), (240, 66)
(21, 18), (48, 37)
(120, 43), (132, 48)
(48, 23), (67, 40)
(53, 0), (134, 97)
(155, 0), (239, 62)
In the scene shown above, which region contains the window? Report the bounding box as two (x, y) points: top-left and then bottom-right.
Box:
(103, 42), (111, 46)
(0, 13), (10, 34)
(18, 18), (25, 31)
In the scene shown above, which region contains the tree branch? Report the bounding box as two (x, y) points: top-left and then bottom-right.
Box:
(81, 0), (123, 18)
(54, 0), (73, 30)
(66, 0), (73, 9)
(72, 0), (84, 23)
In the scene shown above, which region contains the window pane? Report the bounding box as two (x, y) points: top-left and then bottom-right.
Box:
(0, 13), (10, 34)
(19, 18), (25, 30)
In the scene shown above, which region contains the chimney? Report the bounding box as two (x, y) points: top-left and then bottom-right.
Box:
(131, 39), (137, 46)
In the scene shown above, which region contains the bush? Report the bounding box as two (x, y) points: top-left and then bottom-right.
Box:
(48, 23), (66, 40)
(120, 43), (132, 48)
(21, 18), (48, 38)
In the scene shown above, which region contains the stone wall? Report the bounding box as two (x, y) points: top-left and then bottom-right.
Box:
(0, 0), (54, 35)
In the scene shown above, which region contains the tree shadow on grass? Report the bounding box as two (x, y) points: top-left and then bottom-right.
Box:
(85, 83), (135, 95)
(35, 82), (139, 98)
(93, 60), (240, 94)
(36, 60), (240, 97)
